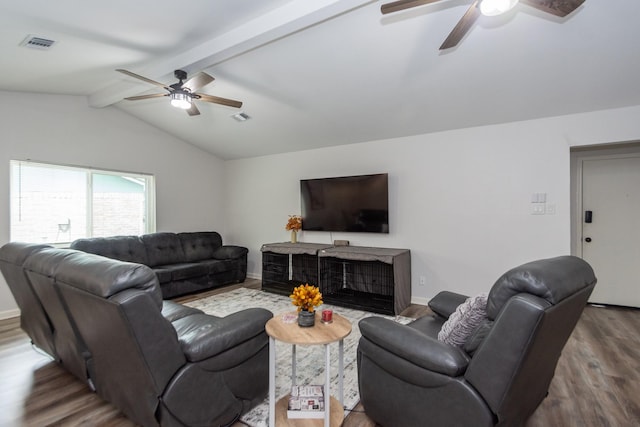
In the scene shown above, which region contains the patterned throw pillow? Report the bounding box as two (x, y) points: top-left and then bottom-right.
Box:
(437, 293), (489, 347)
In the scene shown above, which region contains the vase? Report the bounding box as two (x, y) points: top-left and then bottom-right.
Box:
(290, 230), (298, 243)
(297, 310), (315, 327)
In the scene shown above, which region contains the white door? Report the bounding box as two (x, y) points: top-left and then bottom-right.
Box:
(581, 155), (640, 307)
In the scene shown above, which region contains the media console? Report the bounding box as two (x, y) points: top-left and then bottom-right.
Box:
(261, 242), (411, 315)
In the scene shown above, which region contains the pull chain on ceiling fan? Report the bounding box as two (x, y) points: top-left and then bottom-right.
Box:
(380, 0), (586, 50)
(116, 69), (243, 116)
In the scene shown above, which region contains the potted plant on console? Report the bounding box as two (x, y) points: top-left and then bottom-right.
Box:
(286, 215), (302, 243)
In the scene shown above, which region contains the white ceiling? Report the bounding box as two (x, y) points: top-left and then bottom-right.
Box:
(1, 0), (639, 159)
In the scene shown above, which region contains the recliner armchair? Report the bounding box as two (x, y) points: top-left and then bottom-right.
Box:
(357, 256), (597, 427)
(20, 247), (272, 427)
(0, 242), (56, 358)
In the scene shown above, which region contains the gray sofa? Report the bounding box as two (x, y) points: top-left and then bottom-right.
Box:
(70, 231), (248, 299)
(357, 256), (597, 427)
(0, 242), (272, 427)
(0, 242), (57, 360)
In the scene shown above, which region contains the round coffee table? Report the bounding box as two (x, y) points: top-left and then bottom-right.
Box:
(265, 311), (352, 427)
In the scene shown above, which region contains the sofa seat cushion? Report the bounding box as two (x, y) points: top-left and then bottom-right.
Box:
(155, 263), (209, 282)
(198, 259), (235, 275)
(153, 268), (173, 284)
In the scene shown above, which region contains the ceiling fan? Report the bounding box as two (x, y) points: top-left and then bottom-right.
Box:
(116, 69), (243, 116)
(380, 0), (585, 50)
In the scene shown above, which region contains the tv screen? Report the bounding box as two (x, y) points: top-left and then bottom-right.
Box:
(300, 173), (389, 233)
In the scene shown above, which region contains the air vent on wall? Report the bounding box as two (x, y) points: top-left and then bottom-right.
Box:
(20, 35), (56, 50)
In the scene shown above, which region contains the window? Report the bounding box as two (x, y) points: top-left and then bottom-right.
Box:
(10, 160), (156, 244)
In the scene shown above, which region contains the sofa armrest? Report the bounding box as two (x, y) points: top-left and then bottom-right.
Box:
(162, 300), (203, 322)
(359, 317), (469, 376)
(212, 245), (248, 260)
(173, 308), (273, 362)
(428, 291), (469, 319)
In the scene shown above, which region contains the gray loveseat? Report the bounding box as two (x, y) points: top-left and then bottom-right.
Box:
(357, 256), (597, 427)
(71, 231), (248, 299)
(0, 242), (271, 427)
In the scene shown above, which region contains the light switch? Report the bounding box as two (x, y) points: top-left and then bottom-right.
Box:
(531, 192), (547, 203)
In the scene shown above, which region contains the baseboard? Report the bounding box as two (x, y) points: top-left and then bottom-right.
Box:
(411, 296), (430, 306)
(246, 272), (261, 280)
(0, 308), (20, 321)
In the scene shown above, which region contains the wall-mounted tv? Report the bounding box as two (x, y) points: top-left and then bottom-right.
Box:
(300, 173), (389, 233)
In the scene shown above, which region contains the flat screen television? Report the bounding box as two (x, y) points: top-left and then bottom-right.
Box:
(300, 173), (389, 233)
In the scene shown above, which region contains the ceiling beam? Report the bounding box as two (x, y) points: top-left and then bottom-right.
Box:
(89, 0), (375, 108)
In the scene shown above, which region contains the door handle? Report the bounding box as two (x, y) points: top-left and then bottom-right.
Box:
(585, 237), (592, 242)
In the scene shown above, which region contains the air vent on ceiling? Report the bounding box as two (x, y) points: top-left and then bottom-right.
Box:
(231, 112), (251, 122)
(20, 35), (56, 50)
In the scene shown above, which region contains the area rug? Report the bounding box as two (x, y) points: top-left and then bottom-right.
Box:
(184, 287), (412, 427)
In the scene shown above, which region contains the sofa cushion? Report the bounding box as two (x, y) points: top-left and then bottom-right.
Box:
(428, 291), (469, 319)
(487, 255), (597, 320)
(71, 236), (149, 265)
(155, 263), (209, 281)
(213, 245), (248, 260)
(53, 250), (162, 309)
(141, 232), (186, 267)
(178, 232), (223, 262)
(462, 319), (493, 356)
(197, 259), (235, 275)
(162, 301), (203, 322)
(152, 268), (173, 284)
(438, 293), (488, 347)
(408, 315), (446, 339)
(0, 242), (52, 265)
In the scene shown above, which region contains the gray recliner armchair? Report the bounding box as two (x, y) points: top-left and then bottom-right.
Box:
(357, 256), (597, 427)
(0, 242), (56, 358)
(20, 247), (272, 427)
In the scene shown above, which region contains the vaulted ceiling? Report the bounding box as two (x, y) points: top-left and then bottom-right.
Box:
(1, 0), (639, 159)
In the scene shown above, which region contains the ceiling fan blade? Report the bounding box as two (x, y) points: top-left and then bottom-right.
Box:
(381, 0), (442, 15)
(186, 103), (201, 116)
(123, 93), (167, 101)
(197, 94), (243, 109)
(182, 72), (215, 93)
(116, 69), (169, 90)
(520, 0), (585, 17)
(439, 0), (481, 50)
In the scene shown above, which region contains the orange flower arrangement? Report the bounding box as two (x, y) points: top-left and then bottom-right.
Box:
(285, 215), (302, 231)
(290, 284), (323, 312)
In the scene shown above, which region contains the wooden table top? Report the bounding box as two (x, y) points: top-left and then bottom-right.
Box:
(265, 311), (352, 345)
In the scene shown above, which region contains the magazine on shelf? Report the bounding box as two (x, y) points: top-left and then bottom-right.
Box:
(287, 385), (325, 419)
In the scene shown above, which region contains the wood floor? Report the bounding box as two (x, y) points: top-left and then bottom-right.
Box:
(1, 280), (639, 426)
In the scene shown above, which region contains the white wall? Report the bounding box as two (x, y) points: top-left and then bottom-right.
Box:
(0, 91), (226, 317)
(2, 89), (639, 315)
(225, 105), (640, 304)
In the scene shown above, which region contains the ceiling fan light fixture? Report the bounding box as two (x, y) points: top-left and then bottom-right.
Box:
(480, 0), (519, 16)
(170, 91), (192, 109)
